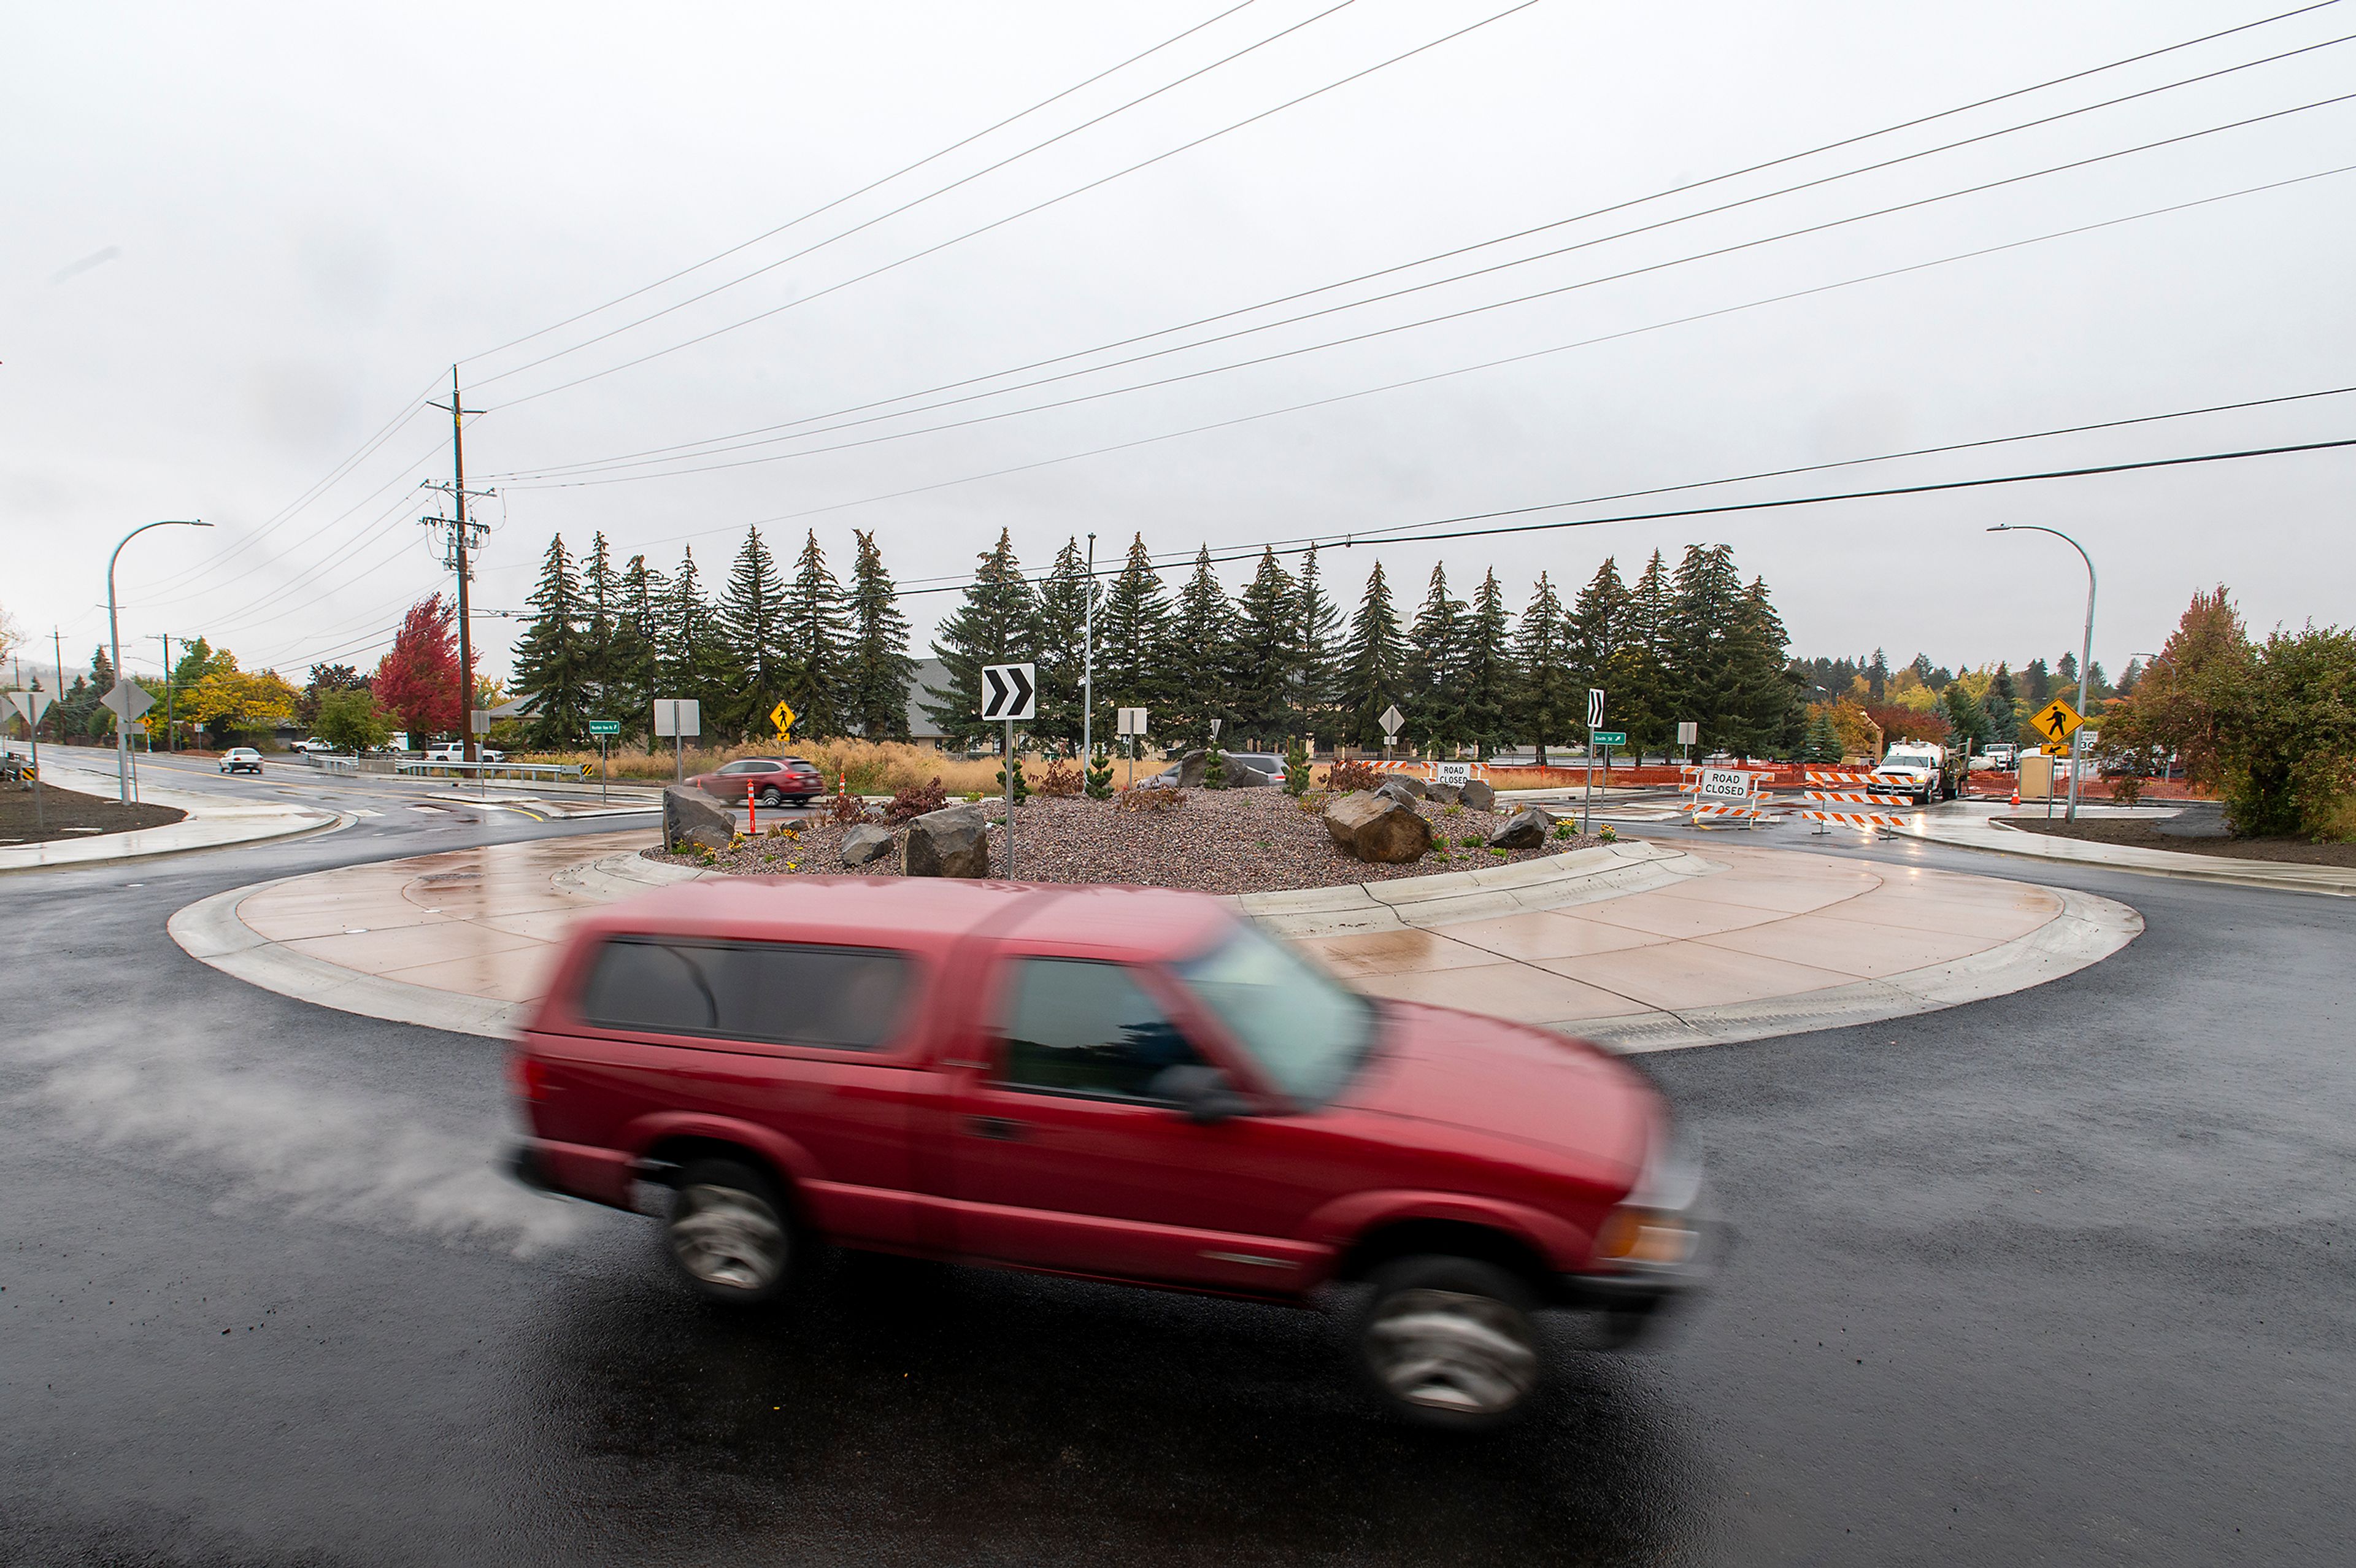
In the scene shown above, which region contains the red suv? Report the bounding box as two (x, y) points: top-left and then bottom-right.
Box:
(685, 756), (823, 807)
(509, 878), (1713, 1428)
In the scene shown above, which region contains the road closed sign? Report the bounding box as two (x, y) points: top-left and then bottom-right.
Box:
(1696, 767), (1755, 801)
(1435, 761), (1472, 787)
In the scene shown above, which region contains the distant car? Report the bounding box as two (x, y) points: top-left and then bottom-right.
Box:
(423, 743), (504, 764)
(1141, 749), (1284, 788)
(687, 756), (823, 807)
(219, 747), (263, 774)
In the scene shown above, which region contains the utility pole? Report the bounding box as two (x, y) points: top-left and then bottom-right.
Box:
(154, 633), (173, 751)
(425, 367), (489, 766)
(51, 627), (64, 744)
(1082, 531), (1096, 763)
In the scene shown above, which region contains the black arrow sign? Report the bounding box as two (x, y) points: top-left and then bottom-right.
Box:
(982, 662), (1035, 720)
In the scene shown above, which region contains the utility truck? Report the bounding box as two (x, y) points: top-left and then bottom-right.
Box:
(1871, 741), (1949, 805)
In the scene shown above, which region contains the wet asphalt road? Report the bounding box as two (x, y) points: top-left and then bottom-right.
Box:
(2, 767), (2350, 1566)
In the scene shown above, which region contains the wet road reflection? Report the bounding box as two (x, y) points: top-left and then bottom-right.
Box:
(510, 1250), (1703, 1566)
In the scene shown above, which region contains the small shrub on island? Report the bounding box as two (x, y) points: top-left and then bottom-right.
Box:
(1325, 759), (1382, 793)
(884, 777), (950, 824)
(1282, 737), (1313, 797)
(1036, 759), (1084, 797)
(1084, 747), (1115, 800)
(1202, 748), (1228, 790)
(1116, 785), (1184, 814)
(995, 758), (1031, 803)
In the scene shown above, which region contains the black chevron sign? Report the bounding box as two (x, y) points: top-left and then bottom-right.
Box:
(981, 661), (1036, 721)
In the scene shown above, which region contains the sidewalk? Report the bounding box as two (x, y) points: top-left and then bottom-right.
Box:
(170, 831), (2141, 1052)
(1896, 801), (2356, 897)
(1, 745), (345, 872)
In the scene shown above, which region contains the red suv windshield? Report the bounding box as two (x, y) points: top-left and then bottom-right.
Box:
(1172, 924), (1377, 1107)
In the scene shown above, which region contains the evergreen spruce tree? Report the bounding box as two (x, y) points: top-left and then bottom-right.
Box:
(780, 531), (849, 737)
(1336, 561), (1404, 748)
(1984, 662), (2019, 740)
(1229, 547), (1297, 745)
(661, 548), (736, 735)
(510, 533), (590, 747)
(1511, 572), (1573, 765)
(1868, 647), (1890, 701)
(1098, 534), (1173, 726)
(1169, 546), (1234, 750)
(718, 527), (791, 740)
(1292, 543), (1344, 744)
(613, 555), (664, 748)
(582, 531), (620, 724)
(1404, 564), (1466, 753)
(1723, 576), (1800, 757)
(668, 548), (732, 716)
(1566, 558), (1629, 751)
(1034, 537), (1095, 754)
(1666, 543), (1746, 751)
(1942, 680), (1992, 754)
(1458, 569), (1514, 757)
(2022, 656), (2052, 708)
(1085, 744), (1114, 800)
(1801, 707), (1843, 763)
(846, 529), (915, 739)
(923, 529), (1037, 750)
(1619, 551), (1678, 759)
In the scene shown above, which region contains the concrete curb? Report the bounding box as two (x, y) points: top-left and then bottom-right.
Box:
(1897, 813), (2355, 897)
(1573, 887), (2143, 1052)
(167, 877), (529, 1039)
(1225, 840), (1717, 937)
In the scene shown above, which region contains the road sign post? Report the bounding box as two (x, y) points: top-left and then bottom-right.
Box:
(588, 718), (620, 802)
(1117, 706), (1147, 787)
(1583, 689), (1605, 834)
(9, 689), (53, 832)
(769, 699), (796, 742)
(1379, 703), (1404, 761)
(653, 699), (700, 784)
(981, 663), (1036, 877)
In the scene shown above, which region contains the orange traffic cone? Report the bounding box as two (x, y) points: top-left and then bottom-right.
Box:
(2009, 788), (2020, 808)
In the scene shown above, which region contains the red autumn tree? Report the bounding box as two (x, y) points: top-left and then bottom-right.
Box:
(372, 594), (462, 737)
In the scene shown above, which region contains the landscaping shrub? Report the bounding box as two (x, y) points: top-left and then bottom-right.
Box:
(996, 757), (1031, 803)
(1324, 759), (1382, 793)
(1202, 748), (1227, 790)
(828, 781), (872, 824)
(1282, 737), (1313, 797)
(1116, 785), (1185, 813)
(884, 777), (950, 824)
(1036, 759), (1084, 797)
(1085, 747), (1115, 801)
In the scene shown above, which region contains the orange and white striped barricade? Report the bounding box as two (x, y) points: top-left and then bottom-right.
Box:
(1680, 764), (1776, 828)
(1799, 770), (1915, 834)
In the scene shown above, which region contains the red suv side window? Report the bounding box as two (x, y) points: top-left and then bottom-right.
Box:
(576, 936), (913, 1053)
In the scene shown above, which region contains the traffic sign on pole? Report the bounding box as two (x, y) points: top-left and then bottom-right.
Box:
(769, 699), (796, 737)
(2029, 698), (2084, 747)
(1587, 689), (1605, 729)
(980, 663), (1035, 721)
(101, 679), (154, 723)
(1116, 707), (1147, 737)
(587, 719), (620, 737)
(1590, 730), (1627, 748)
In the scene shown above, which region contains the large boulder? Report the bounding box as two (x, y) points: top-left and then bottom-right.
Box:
(1379, 771), (1426, 799)
(1323, 790), (1435, 864)
(663, 785), (734, 854)
(1228, 762), (1278, 789)
(1426, 782), (1461, 807)
(902, 804), (991, 878)
(1460, 778), (1496, 812)
(1166, 749), (1277, 789)
(839, 823), (894, 867)
(1485, 805), (1554, 851)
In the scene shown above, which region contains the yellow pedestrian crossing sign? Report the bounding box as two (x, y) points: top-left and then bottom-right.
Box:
(769, 699), (796, 737)
(2030, 697), (2084, 747)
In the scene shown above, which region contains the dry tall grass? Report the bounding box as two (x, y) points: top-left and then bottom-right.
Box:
(524, 737), (1003, 794)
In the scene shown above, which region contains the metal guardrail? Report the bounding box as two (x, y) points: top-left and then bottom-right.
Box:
(396, 759), (585, 782)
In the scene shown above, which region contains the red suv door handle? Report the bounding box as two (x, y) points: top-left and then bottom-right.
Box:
(965, 1115), (1026, 1141)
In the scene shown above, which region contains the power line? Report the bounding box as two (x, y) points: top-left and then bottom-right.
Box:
(877, 436), (2356, 601)
(461, 2), (1267, 367)
(483, 0), (1549, 410)
(495, 95), (2356, 493)
(592, 159), (2356, 559)
(485, 2), (2356, 482)
(470, 1), (1350, 387)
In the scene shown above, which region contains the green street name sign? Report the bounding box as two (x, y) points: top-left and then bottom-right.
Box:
(1590, 730), (1627, 747)
(588, 720), (621, 736)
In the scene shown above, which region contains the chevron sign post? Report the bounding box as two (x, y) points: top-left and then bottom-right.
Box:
(981, 663), (1036, 876)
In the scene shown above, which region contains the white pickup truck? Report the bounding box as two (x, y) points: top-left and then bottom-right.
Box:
(423, 742), (504, 764)
(1871, 742), (1948, 805)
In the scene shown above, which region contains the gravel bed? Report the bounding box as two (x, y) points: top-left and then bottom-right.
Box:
(649, 788), (1604, 893)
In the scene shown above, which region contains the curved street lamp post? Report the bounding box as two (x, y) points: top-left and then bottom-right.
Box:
(107, 519), (211, 804)
(1988, 523), (2095, 821)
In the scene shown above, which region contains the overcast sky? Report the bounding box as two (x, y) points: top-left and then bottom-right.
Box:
(6, 0), (2353, 693)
